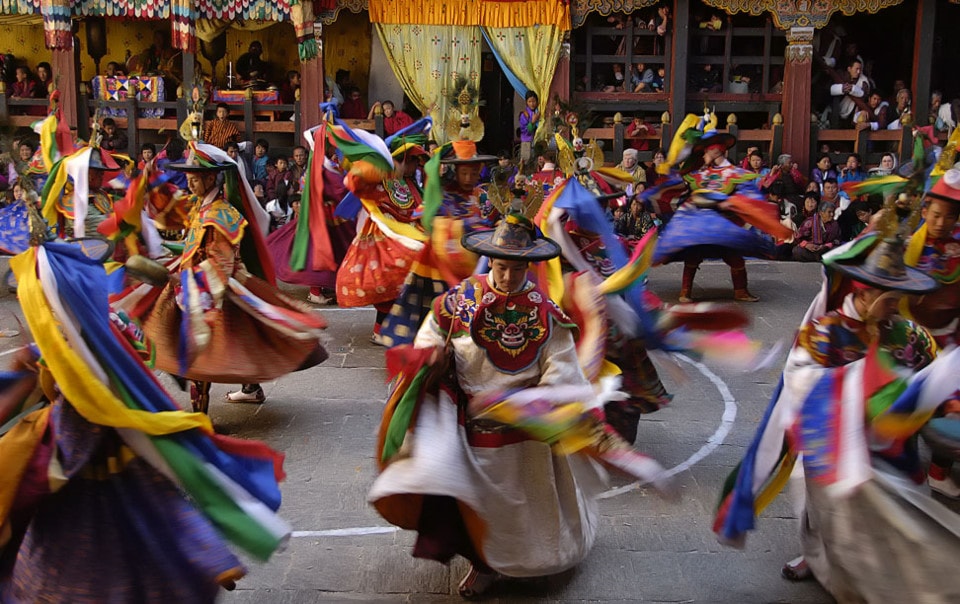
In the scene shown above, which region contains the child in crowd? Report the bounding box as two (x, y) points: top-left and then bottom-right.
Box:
(252, 138), (269, 181)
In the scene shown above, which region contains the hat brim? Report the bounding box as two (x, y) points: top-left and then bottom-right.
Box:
(924, 191), (960, 206)
(442, 154), (499, 165)
(831, 261), (940, 294)
(690, 132), (737, 155)
(461, 230), (561, 261)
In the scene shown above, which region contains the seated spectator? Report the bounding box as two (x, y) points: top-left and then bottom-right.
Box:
(266, 155), (294, 201)
(646, 147), (666, 185)
(104, 61), (124, 78)
(530, 151), (564, 190)
(632, 62), (655, 93)
(236, 41), (267, 82)
(202, 103), (242, 150)
(935, 96), (958, 133)
(340, 87), (367, 119)
(280, 70), (300, 104)
(792, 201), (840, 262)
(868, 152), (897, 176)
(615, 195), (656, 240)
(774, 189), (818, 260)
(856, 91), (889, 131)
(739, 145), (759, 170)
(838, 199), (875, 241)
(15, 140), (35, 176)
(485, 150), (517, 188)
(887, 87), (911, 130)
(796, 190), (820, 229)
(820, 177), (846, 208)
(690, 64), (721, 93)
(745, 151), (769, 176)
(9, 66), (36, 100)
(370, 99), (414, 137)
(100, 118), (128, 153)
(837, 153), (865, 185)
(224, 141), (252, 182)
(137, 143), (156, 171)
(35, 62), (52, 98)
(626, 116), (654, 151)
(252, 138), (269, 182)
(810, 153), (837, 189)
(648, 4), (671, 54)
(289, 145), (308, 184)
(616, 148), (646, 186)
(829, 58), (870, 127)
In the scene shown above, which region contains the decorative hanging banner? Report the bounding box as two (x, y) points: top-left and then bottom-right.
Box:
(291, 0), (318, 62)
(172, 0), (197, 52)
(369, 0), (571, 29)
(701, 0), (904, 30)
(73, 0), (170, 18)
(41, 0), (72, 49)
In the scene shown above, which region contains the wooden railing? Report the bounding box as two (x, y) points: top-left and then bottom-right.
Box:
(809, 117), (919, 168)
(582, 112), (784, 166)
(0, 88), (385, 159)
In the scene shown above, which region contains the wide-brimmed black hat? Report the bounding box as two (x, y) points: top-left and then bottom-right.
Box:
(462, 210), (560, 261)
(828, 236), (939, 294)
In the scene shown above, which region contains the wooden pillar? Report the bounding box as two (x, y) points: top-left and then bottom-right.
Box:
(547, 34), (570, 106)
(669, 0), (690, 126)
(911, 0), (935, 126)
(51, 42), (80, 131)
(297, 16), (324, 146)
(781, 26), (813, 175)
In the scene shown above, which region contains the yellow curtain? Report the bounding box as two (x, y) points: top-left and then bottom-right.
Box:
(369, 0), (570, 29)
(482, 24), (564, 142)
(374, 24), (481, 144)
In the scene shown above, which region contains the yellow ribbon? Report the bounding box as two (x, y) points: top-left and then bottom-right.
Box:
(12, 248), (213, 435)
(899, 222), (928, 319)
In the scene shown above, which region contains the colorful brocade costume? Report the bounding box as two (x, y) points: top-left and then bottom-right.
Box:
(714, 275), (960, 601)
(0, 242), (290, 603)
(904, 224), (960, 346)
(130, 188), (327, 383)
(378, 183), (490, 347)
(369, 274), (607, 577)
(336, 175), (425, 307)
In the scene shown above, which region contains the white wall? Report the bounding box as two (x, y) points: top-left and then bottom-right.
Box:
(368, 25), (405, 110)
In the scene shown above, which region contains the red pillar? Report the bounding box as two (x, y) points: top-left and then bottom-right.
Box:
(51, 45), (80, 130)
(295, 6), (324, 145)
(781, 26), (813, 175)
(547, 35), (570, 107)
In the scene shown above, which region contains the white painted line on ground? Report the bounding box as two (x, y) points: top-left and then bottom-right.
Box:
(0, 345), (26, 357)
(289, 353), (738, 536)
(599, 353), (737, 499)
(291, 526), (400, 538)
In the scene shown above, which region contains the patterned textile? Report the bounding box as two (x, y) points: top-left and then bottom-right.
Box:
(201, 119), (242, 150)
(336, 177), (424, 307)
(0, 200), (31, 256)
(91, 76), (165, 118)
(374, 24), (481, 144)
(431, 276), (573, 374)
(2, 398), (242, 604)
(181, 196), (245, 267)
(211, 89), (280, 105)
(653, 203), (776, 265)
